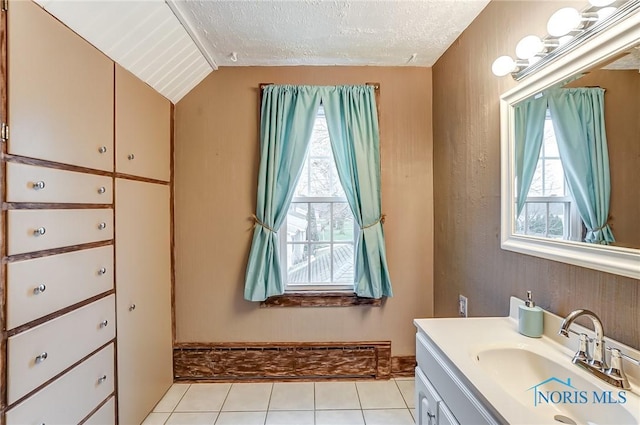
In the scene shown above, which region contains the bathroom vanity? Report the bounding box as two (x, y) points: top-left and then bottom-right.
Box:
(414, 297), (640, 425)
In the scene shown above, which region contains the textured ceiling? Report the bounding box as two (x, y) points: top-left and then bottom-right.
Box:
(168, 0), (491, 67)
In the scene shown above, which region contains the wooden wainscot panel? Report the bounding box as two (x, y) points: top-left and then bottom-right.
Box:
(391, 356), (417, 377)
(174, 341), (391, 381)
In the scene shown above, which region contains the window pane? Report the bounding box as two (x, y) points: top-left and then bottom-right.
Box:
(528, 161), (544, 196)
(333, 244), (354, 283)
(330, 161), (346, 197)
(333, 203), (354, 241)
(548, 202), (565, 239)
(309, 120), (331, 157)
(543, 120), (559, 157)
(309, 158), (332, 196)
(286, 243), (308, 283)
(526, 203), (547, 237)
(295, 161), (309, 197)
(287, 203), (308, 242)
(308, 203), (331, 242)
(543, 159), (565, 197)
(309, 244), (331, 282)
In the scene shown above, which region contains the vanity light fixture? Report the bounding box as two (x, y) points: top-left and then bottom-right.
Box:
(491, 0), (638, 79)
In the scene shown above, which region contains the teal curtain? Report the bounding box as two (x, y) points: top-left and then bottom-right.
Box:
(514, 95), (548, 217)
(322, 86), (392, 299)
(244, 85), (321, 301)
(547, 88), (614, 244)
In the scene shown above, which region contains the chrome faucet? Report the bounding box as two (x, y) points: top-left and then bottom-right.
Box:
(558, 309), (638, 390)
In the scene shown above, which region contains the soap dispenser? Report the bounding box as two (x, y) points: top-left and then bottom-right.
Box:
(518, 291), (543, 338)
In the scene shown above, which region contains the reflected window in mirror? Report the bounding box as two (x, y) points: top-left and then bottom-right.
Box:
(516, 109), (583, 241)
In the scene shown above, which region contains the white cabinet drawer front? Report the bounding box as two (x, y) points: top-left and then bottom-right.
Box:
(7, 246), (114, 329)
(6, 344), (114, 425)
(7, 295), (116, 404)
(6, 163), (113, 204)
(7, 209), (113, 255)
(84, 396), (115, 425)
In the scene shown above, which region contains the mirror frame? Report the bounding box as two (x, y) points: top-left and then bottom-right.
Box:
(500, 6), (640, 280)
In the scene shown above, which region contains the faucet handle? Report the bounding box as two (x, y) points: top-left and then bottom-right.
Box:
(607, 347), (640, 366)
(572, 333), (591, 364)
(605, 348), (634, 390)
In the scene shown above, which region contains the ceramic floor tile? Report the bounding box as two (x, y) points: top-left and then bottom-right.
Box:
(356, 381), (406, 409)
(269, 382), (314, 410)
(142, 412), (171, 425)
(315, 409), (365, 425)
(221, 383), (273, 411)
(314, 381), (361, 410)
(214, 411), (266, 425)
(265, 410), (315, 425)
(395, 379), (415, 408)
(154, 384), (191, 412)
(174, 383), (232, 412)
(165, 412), (218, 425)
(363, 409), (415, 425)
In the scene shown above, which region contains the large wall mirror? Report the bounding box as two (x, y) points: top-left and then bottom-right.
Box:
(500, 3), (640, 279)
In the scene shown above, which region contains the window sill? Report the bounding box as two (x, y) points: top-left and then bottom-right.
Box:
(260, 292), (383, 308)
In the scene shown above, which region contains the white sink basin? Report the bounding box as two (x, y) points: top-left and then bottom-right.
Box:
(474, 346), (638, 425)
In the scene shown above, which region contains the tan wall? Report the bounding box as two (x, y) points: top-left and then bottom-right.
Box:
(565, 69), (640, 249)
(174, 67), (433, 355)
(433, 1), (640, 349)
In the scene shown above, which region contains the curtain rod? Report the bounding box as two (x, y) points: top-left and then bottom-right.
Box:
(259, 83), (380, 90)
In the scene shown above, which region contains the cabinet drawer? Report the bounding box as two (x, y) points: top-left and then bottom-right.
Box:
(7, 246), (114, 330)
(7, 209), (113, 255)
(6, 163), (113, 204)
(7, 295), (115, 404)
(6, 344), (114, 425)
(84, 396), (115, 425)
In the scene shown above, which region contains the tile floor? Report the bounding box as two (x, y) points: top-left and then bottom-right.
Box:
(143, 378), (416, 425)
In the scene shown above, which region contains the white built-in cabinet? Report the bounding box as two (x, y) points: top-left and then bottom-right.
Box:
(2, 1), (173, 424)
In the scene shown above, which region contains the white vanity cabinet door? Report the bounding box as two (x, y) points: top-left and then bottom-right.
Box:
(416, 367), (458, 425)
(439, 403), (460, 425)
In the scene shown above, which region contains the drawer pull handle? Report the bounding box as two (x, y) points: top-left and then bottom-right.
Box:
(32, 181), (46, 190)
(33, 284), (47, 294)
(35, 352), (48, 364)
(33, 227), (46, 236)
(100, 320), (108, 328)
(98, 267), (107, 275)
(97, 375), (107, 384)
(127, 153), (135, 160)
(99, 146), (107, 154)
(98, 222), (107, 230)
(129, 304), (136, 311)
(97, 186), (106, 194)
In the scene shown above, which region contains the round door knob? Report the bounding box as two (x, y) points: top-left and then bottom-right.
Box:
(98, 222), (107, 230)
(98, 146), (107, 154)
(127, 153), (135, 160)
(32, 181), (46, 190)
(35, 352), (48, 364)
(97, 375), (107, 384)
(33, 284), (47, 295)
(129, 304), (136, 311)
(97, 187), (106, 194)
(33, 227), (46, 236)
(100, 320), (108, 328)
(98, 267), (107, 275)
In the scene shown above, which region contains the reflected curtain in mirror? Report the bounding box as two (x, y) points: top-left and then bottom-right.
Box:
(514, 96), (547, 217)
(547, 88), (614, 245)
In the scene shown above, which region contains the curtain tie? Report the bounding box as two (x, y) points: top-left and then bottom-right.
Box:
(251, 214), (277, 233)
(361, 214), (386, 231)
(588, 222), (609, 232)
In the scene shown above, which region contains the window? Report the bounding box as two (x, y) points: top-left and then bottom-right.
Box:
(516, 110), (582, 241)
(280, 106), (357, 291)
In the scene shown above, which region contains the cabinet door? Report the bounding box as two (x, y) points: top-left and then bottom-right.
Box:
(8, 0), (114, 171)
(115, 65), (171, 181)
(116, 179), (172, 425)
(416, 368), (439, 425)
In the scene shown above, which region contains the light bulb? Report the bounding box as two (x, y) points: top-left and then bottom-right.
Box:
(589, 0), (615, 6)
(597, 7), (617, 20)
(516, 35), (544, 60)
(547, 7), (582, 37)
(492, 56), (517, 77)
(558, 35), (574, 45)
(529, 56), (542, 66)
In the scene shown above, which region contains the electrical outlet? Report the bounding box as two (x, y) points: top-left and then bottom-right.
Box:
(458, 294), (468, 318)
